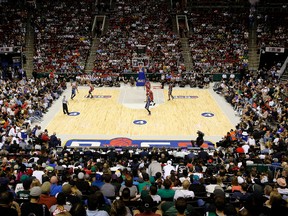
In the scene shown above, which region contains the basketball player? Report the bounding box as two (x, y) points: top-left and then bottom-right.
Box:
(145, 93), (151, 115)
(71, 82), (78, 100)
(148, 89), (155, 106)
(145, 79), (151, 92)
(87, 83), (94, 98)
(62, 95), (69, 115)
(168, 82), (174, 101)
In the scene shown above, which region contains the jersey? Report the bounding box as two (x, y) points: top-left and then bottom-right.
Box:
(145, 81), (151, 91)
(148, 90), (154, 101)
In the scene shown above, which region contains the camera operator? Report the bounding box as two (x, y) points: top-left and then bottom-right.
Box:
(196, 131), (205, 146)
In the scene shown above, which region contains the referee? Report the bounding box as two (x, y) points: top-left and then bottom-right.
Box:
(62, 95), (70, 115)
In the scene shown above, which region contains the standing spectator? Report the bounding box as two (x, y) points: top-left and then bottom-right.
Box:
(163, 160), (176, 179)
(148, 156), (162, 177)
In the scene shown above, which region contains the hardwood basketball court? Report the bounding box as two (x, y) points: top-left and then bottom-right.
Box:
(40, 83), (239, 148)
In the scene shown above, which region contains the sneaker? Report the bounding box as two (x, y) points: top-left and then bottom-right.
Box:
(153, 103), (156, 106)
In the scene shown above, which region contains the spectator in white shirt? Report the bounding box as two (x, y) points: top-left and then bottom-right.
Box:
(163, 160), (175, 179)
(174, 180), (195, 200)
(150, 185), (161, 204)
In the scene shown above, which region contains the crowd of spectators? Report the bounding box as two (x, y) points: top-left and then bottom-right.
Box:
(0, 68), (287, 216)
(0, 1), (27, 47)
(92, 0), (184, 75)
(0, 76), (66, 153)
(32, 0), (94, 74)
(186, 8), (249, 75)
(0, 1), (288, 216)
(256, 7), (288, 49)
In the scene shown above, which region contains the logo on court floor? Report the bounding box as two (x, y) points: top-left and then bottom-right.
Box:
(133, 120), (147, 125)
(174, 96), (199, 99)
(94, 95), (112, 98)
(201, 112), (214, 117)
(68, 112), (80, 116)
(65, 138), (216, 149)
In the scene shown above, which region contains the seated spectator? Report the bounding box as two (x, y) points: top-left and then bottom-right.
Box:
(119, 174), (138, 198)
(230, 182), (251, 202)
(91, 173), (104, 189)
(20, 186), (50, 216)
(100, 174), (116, 198)
(149, 185), (161, 204)
(175, 197), (187, 216)
(189, 175), (206, 197)
(86, 193), (109, 216)
(62, 183), (82, 206)
(49, 192), (71, 215)
(206, 176), (221, 194)
(39, 181), (57, 209)
(230, 176), (242, 192)
(173, 180), (195, 200)
(264, 190), (288, 214)
(50, 176), (62, 196)
(157, 179), (175, 200)
(75, 171), (90, 195)
(0, 190), (18, 216)
(138, 173), (152, 195)
(110, 199), (132, 216)
(69, 202), (86, 216)
(16, 175), (31, 201)
(276, 178), (288, 195)
(133, 195), (161, 216)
